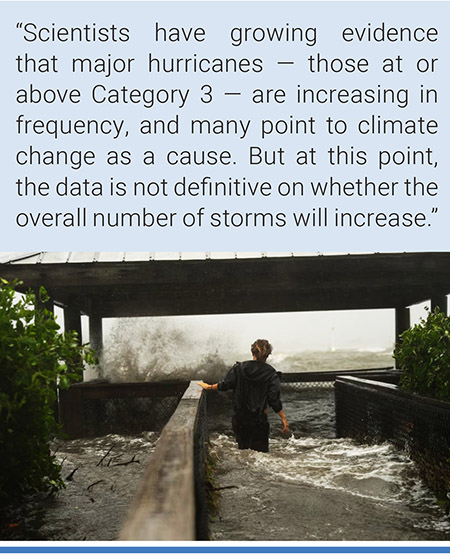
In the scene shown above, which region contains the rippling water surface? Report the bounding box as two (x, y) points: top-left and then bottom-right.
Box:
(209, 364), (450, 540)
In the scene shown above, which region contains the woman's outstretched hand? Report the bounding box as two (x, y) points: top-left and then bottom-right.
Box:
(197, 381), (210, 390)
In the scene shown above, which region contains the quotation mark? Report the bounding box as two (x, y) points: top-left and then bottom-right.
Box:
(429, 207), (439, 226)
(16, 22), (23, 29)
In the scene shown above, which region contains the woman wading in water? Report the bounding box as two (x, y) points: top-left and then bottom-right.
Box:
(198, 339), (289, 452)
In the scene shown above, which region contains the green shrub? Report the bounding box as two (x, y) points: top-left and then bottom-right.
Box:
(394, 307), (450, 402)
(0, 279), (95, 503)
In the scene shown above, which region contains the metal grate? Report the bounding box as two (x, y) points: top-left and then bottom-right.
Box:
(281, 369), (399, 393)
(283, 381), (335, 390)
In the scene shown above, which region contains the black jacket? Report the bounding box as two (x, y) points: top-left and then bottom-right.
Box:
(218, 360), (283, 420)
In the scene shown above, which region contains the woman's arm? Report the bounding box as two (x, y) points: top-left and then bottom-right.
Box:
(197, 381), (218, 391)
(198, 363), (239, 392)
(277, 409), (290, 434)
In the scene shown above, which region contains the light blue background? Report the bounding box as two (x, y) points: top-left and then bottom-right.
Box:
(0, 1), (448, 251)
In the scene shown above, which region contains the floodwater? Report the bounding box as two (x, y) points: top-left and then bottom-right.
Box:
(4, 350), (449, 541)
(41, 432), (159, 541)
(209, 386), (450, 540)
(2, 433), (159, 541)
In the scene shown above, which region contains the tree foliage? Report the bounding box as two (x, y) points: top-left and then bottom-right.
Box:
(0, 279), (95, 503)
(395, 308), (450, 402)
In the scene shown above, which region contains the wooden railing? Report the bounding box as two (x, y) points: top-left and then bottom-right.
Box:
(335, 374), (450, 499)
(120, 380), (207, 541)
(58, 380), (189, 438)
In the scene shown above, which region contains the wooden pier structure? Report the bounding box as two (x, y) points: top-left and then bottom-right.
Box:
(1, 252), (449, 374)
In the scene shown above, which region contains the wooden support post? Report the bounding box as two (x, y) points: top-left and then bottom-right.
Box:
(430, 293), (448, 315)
(58, 385), (83, 438)
(395, 307), (410, 369)
(34, 287), (54, 315)
(89, 311), (103, 377)
(34, 287), (60, 420)
(64, 306), (82, 342)
(395, 306), (410, 340)
(64, 305), (84, 385)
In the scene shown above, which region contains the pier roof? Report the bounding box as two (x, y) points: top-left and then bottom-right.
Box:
(0, 252), (449, 317)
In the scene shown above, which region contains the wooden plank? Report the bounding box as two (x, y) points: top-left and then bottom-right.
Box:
(120, 381), (204, 541)
(3, 252), (450, 289)
(82, 287), (445, 317)
(335, 376), (450, 412)
(58, 381), (190, 438)
(72, 381), (189, 399)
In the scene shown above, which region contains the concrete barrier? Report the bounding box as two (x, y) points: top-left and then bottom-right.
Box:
(120, 380), (208, 541)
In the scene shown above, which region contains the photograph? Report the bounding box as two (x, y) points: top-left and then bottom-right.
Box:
(1, 251), (450, 542)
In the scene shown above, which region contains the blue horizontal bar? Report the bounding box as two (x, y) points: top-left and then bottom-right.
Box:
(1, 547), (450, 554)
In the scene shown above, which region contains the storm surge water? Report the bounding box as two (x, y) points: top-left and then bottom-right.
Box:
(210, 387), (450, 540)
(99, 326), (448, 540)
(103, 317), (233, 383)
(102, 316), (394, 382)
